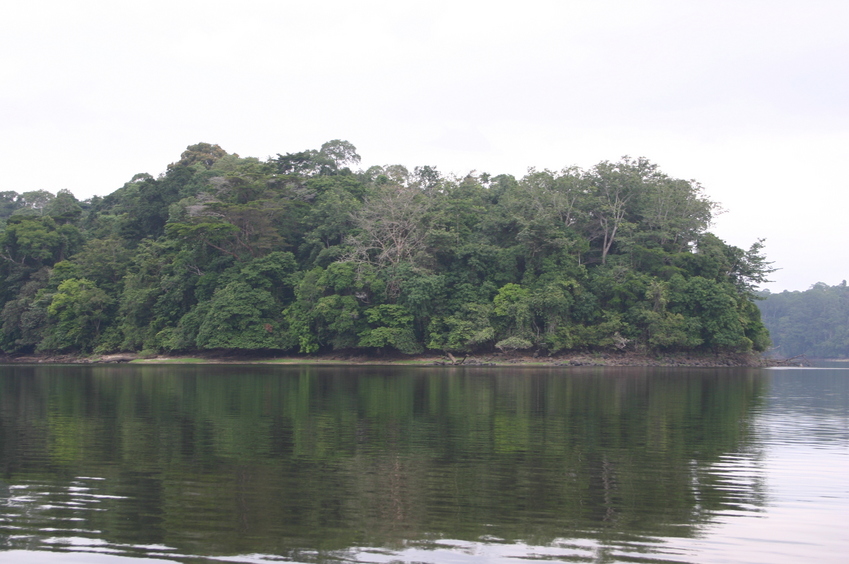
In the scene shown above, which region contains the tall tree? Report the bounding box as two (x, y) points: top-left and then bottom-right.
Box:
(42, 278), (113, 352)
(344, 183), (432, 297)
(167, 142), (228, 171)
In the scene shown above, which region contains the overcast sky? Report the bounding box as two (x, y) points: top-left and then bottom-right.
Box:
(2, 0), (846, 292)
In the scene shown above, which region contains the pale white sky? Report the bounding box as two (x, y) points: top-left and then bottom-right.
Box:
(2, 0), (846, 292)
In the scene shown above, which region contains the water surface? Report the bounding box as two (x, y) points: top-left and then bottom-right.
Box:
(0, 364), (846, 563)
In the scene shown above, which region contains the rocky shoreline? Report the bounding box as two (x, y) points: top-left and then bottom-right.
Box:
(0, 350), (806, 367)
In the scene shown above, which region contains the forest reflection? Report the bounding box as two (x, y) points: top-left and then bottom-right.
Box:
(0, 365), (766, 560)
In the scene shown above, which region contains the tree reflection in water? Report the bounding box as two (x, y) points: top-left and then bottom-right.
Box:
(0, 364), (767, 562)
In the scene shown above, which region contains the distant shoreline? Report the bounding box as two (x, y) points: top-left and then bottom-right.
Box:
(1, 350), (796, 368)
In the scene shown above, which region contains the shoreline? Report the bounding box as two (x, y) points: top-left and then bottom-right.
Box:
(0, 350), (805, 368)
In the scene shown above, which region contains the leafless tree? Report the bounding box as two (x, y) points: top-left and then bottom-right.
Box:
(345, 184), (431, 268)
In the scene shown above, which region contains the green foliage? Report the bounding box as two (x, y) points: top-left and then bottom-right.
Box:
(358, 304), (422, 354)
(556, 313), (629, 351)
(239, 251), (298, 298)
(42, 278), (113, 352)
(1, 215), (63, 265)
(195, 281), (287, 350)
(0, 267), (51, 352)
(168, 142), (229, 171)
(427, 303), (495, 353)
(68, 236), (132, 295)
(493, 283), (533, 340)
(0, 191), (23, 219)
(283, 265), (373, 353)
(0, 145), (773, 357)
(46, 189), (83, 224)
(495, 336), (532, 353)
(118, 175), (183, 242)
(674, 277), (750, 351)
(632, 309), (702, 350)
(758, 281), (849, 357)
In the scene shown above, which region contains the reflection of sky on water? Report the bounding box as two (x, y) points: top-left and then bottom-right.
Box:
(670, 443), (849, 564)
(0, 552), (177, 564)
(345, 368), (849, 564)
(671, 369), (849, 564)
(760, 367), (849, 446)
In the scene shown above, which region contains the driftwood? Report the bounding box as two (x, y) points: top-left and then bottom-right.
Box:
(773, 354), (810, 366)
(445, 353), (468, 365)
(96, 354), (136, 363)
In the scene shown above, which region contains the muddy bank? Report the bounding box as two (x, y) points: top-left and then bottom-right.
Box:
(1, 349), (799, 367)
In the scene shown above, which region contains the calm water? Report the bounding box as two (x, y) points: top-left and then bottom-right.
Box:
(0, 364), (846, 564)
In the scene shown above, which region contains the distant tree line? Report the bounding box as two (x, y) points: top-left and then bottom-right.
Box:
(758, 282), (849, 358)
(0, 141), (772, 356)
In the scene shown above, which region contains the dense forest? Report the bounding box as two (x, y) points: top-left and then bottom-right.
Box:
(758, 282), (849, 358)
(0, 141), (772, 357)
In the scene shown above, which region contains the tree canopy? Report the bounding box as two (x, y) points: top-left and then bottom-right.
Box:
(758, 281), (849, 358)
(0, 141), (773, 356)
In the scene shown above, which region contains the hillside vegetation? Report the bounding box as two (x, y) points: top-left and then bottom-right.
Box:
(759, 282), (849, 358)
(0, 141), (772, 357)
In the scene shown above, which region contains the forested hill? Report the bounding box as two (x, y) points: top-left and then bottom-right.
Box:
(0, 141), (773, 357)
(758, 282), (849, 358)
